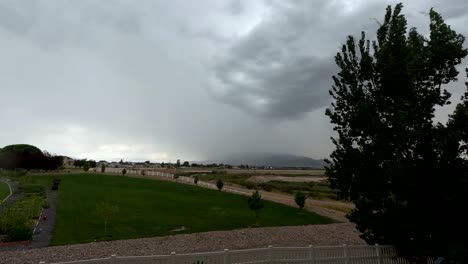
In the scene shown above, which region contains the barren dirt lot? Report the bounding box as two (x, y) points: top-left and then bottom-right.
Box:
(247, 175), (327, 183)
(227, 169), (325, 176)
(156, 168), (326, 176)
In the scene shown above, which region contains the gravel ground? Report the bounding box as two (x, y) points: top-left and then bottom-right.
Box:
(247, 175), (327, 183)
(0, 223), (364, 264)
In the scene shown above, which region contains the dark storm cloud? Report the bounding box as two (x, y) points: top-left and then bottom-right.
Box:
(210, 0), (384, 119)
(210, 0), (468, 120)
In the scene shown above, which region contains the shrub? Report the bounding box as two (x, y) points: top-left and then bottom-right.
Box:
(101, 164), (106, 173)
(83, 165), (89, 172)
(194, 176), (199, 184)
(0, 208), (33, 242)
(294, 191), (306, 210)
(241, 181), (256, 190)
(4, 223), (33, 242)
(122, 169), (127, 175)
(216, 179), (224, 191)
(211, 170), (227, 175)
(141, 170), (145, 176)
(52, 178), (61, 190)
(248, 190), (264, 219)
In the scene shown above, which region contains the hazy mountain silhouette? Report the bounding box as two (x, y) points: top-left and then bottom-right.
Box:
(205, 153), (326, 168)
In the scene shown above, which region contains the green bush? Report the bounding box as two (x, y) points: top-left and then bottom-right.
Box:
(52, 178), (61, 190)
(294, 191), (306, 210)
(216, 179), (224, 191)
(243, 181), (256, 190)
(4, 223), (33, 242)
(0, 207), (33, 242)
(248, 190), (264, 219)
(211, 170), (227, 175)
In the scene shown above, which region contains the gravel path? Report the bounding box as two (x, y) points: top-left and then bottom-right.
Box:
(29, 190), (58, 248)
(0, 179), (21, 214)
(0, 223), (365, 264)
(0, 184), (57, 250)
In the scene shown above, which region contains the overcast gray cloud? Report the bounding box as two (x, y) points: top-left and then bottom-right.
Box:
(0, 0), (467, 162)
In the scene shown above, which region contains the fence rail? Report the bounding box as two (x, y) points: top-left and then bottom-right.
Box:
(38, 244), (430, 264)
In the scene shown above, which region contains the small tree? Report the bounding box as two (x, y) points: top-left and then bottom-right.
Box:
(101, 164), (106, 173)
(182, 161), (190, 167)
(248, 190), (264, 219)
(122, 169), (127, 175)
(194, 176), (199, 184)
(216, 179), (224, 191)
(294, 191), (306, 211)
(95, 202), (119, 233)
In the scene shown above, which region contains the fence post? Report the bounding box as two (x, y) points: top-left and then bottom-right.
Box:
(308, 245), (315, 264)
(343, 244), (348, 264)
(110, 254), (117, 264)
(375, 244), (382, 264)
(224, 248), (230, 264)
(268, 245), (273, 262)
(171, 251), (176, 264)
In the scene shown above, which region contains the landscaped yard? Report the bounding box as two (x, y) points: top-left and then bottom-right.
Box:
(0, 180), (10, 201)
(28, 173), (334, 245)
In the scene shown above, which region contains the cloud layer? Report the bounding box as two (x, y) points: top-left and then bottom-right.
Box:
(0, 0), (467, 162)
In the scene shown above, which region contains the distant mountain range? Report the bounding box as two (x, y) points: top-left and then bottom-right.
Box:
(204, 153), (326, 168)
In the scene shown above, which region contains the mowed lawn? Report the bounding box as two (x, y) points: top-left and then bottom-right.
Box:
(31, 173), (334, 245)
(0, 180), (10, 201)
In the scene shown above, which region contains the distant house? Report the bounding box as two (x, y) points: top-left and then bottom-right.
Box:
(62, 156), (74, 167)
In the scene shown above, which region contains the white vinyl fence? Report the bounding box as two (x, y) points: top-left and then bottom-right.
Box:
(103, 168), (175, 179)
(38, 244), (430, 264)
(99, 168), (248, 195)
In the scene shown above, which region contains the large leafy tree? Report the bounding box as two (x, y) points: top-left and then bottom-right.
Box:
(325, 3), (468, 260)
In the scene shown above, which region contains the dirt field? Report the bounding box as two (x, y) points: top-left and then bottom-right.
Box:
(159, 167), (326, 176)
(227, 169), (325, 175)
(247, 175), (327, 183)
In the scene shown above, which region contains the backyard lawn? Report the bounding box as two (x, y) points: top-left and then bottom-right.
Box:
(29, 173), (334, 245)
(0, 180), (10, 201)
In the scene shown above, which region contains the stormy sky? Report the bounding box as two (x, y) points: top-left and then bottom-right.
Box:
(0, 0), (467, 162)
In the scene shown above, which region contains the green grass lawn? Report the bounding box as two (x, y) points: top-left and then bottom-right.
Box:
(0, 180), (10, 201)
(29, 173), (334, 245)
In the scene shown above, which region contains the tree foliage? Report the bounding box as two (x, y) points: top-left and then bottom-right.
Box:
(325, 3), (468, 260)
(248, 190), (264, 219)
(0, 144), (62, 170)
(294, 191), (306, 210)
(216, 179), (224, 191)
(74, 159), (96, 168)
